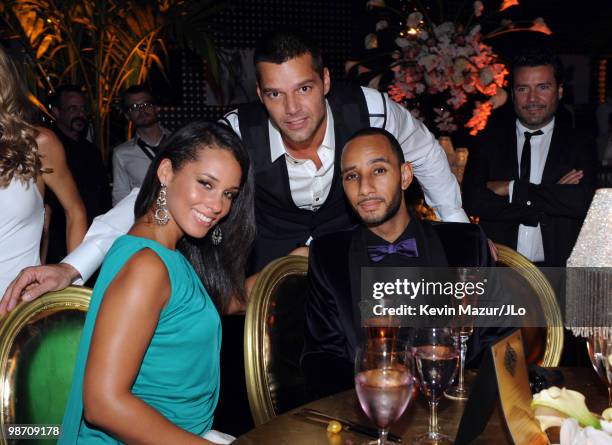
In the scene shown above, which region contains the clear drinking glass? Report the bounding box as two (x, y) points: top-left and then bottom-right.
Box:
(413, 328), (459, 445)
(355, 338), (415, 445)
(444, 326), (472, 401)
(445, 268), (478, 401)
(587, 331), (612, 407)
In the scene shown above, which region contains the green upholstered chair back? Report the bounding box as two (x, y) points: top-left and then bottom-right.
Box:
(0, 286), (91, 445)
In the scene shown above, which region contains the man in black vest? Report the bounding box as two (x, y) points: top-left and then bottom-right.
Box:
(223, 30), (468, 272)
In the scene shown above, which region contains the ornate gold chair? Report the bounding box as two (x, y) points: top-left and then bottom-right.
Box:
(243, 255), (311, 426)
(495, 244), (564, 367)
(0, 286), (91, 445)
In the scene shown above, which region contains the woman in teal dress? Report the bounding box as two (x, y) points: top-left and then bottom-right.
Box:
(60, 121), (255, 444)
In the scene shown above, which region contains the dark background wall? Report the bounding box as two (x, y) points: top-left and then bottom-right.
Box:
(160, 0), (354, 130)
(158, 0), (612, 138)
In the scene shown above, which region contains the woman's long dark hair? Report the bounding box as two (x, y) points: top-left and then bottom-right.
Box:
(135, 120), (256, 311)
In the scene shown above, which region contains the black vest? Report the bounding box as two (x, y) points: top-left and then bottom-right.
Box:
(237, 85), (372, 271)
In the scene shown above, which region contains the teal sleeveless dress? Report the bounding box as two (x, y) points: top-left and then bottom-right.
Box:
(59, 235), (221, 444)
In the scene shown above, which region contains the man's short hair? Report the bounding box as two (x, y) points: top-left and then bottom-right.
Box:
(343, 127), (406, 166)
(253, 29), (324, 82)
(121, 84), (155, 110)
(49, 84), (83, 109)
(511, 47), (565, 87)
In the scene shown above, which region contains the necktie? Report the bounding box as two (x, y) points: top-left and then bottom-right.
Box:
(519, 130), (543, 182)
(367, 238), (419, 263)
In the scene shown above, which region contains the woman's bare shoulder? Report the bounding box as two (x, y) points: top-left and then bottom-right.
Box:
(33, 126), (64, 157)
(107, 247), (172, 307)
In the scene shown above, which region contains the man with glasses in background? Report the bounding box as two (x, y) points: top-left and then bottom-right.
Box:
(111, 85), (170, 204)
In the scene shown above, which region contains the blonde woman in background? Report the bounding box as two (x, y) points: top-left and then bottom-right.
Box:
(0, 44), (87, 298)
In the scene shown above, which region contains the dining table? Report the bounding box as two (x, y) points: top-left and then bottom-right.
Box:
(234, 367), (609, 445)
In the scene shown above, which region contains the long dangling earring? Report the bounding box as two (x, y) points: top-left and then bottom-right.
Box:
(211, 225), (222, 246)
(154, 183), (170, 225)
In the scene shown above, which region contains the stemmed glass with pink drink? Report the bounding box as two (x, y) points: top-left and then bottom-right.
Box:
(355, 338), (415, 445)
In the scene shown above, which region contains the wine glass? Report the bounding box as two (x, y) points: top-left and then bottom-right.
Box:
(364, 315), (401, 341)
(587, 331), (612, 407)
(355, 338), (415, 445)
(444, 325), (472, 401)
(413, 328), (459, 445)
(445, 268), (478, 401)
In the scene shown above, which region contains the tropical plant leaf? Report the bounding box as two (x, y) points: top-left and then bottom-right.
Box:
(27, 92), (53, 119)
(2, 0), (225, 157)
(35, 33), (54, 58)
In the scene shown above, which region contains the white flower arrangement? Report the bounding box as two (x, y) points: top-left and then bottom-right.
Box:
(353, 0), (552, 136)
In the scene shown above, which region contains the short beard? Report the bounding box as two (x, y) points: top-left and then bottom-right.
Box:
(360, 188), (403, 226)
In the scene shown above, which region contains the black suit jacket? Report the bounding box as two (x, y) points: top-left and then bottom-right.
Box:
(463, 118), (597, 266)
(300, 220), (512, 397)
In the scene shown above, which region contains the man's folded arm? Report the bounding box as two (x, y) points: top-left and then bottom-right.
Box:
(511, 141), (598, 219)
(463, 140), (540, 225)
(512, 182), (595, 219)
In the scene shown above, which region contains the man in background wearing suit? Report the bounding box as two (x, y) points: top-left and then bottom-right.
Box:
(463, 48), (597, 267)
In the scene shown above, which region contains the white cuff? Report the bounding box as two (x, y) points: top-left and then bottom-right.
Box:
(435, 208), (470, 223)
(61, 188), (138, 283)
(202, 430), (235, 443)
(62, 243), (106, 284)
(508, 180), (515, 203)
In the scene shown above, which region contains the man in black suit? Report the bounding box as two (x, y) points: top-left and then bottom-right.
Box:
(301, 127), (451, 396)
(463, 48), (597, 267)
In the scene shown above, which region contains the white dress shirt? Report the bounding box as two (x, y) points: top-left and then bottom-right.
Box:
(63, 188), (138, 283)
(111, 128), (170, 205)
(509, 118), (555, 262)
(64, 86), (468, 282)
(270, 103), (336, 210)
